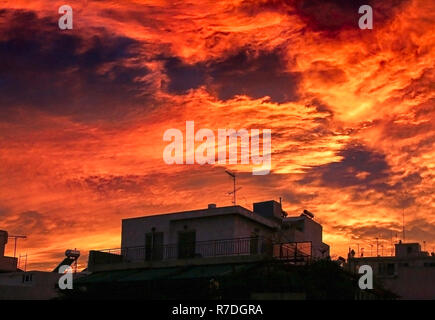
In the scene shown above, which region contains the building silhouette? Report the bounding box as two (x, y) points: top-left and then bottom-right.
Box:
(65, 201), (392, 299)
(0, 230), (18, 273)
(346, 241), (435, 299)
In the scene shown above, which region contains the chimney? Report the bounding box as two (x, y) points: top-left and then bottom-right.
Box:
(0, 230), (8, 257)
(208, 203), (217, 209)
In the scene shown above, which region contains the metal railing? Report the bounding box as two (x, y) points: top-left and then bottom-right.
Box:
(273, 242), (312, 263)
(98, 237), (269, 263)
(92, 238), (312, 265)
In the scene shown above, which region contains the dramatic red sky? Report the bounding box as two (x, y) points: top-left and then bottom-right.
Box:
(0, 0), (434, 270)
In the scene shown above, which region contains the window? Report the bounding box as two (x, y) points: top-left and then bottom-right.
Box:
(177, 230), (196, 259)
(145, 232), (164, 261)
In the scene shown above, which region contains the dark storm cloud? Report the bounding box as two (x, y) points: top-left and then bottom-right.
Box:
(299, 143), (391, 189)
(335, 223), (401, 240)
(336, 220), (435, 244)
(164, 48), (301, 103)
(209, 49), (301, 103)
(165, 58), (206, 93)
(294, 0), (408, 33)
(241, 0), (410, 34)
(0, 9), (151, 122)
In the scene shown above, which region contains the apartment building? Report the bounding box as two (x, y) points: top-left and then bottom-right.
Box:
(88, 200), (330, 272)
(347, 241), (435, 299)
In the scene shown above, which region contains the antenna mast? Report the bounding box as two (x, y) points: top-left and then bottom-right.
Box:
(225, 170), (237, 205)
(400, 190), (408, 242)
(8, 235), (27, 259)
(402, 207), (405, 242)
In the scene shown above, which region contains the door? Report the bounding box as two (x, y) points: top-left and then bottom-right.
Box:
(178, 231), (196, 259)
(145, 232), (164, 261)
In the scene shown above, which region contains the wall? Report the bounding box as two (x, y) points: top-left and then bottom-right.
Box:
(0, 256), (17, 272)
(168, 215), (237, 243)
(0, 271), (62, 300)
(120, 207), (329, 262)
(233, 215), (273, 239)
(122, 211), (273, 249)
(280, 216), (328, 259)
(348, 257), (435, 299)
(121, 210), (274, 262)
(381, 265), (435, 299)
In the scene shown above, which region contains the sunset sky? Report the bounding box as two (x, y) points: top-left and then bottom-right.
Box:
(0, 0), (434, 270)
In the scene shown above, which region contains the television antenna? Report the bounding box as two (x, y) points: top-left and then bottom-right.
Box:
(399, 190), (409, 242)
(225, 170), (239, 205)
(8, 235), (27, 259)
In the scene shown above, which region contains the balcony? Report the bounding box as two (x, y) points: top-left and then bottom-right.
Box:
(88, 237), (312, 272)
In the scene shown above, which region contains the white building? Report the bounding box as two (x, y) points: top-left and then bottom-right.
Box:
(89, 201), (330, 271)
(0, 271), (65, 300)
(347, 241), (435, 300)
(0, 233), (83, 300)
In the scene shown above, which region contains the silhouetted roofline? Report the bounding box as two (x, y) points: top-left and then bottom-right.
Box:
(123, 205), (277, 228)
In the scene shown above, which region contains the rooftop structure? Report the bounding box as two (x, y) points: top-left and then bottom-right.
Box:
(88, 200), (330, 272)
(0, 230), (18, 273)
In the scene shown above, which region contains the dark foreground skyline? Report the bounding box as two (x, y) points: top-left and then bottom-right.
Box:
(0, 0), (434, 270)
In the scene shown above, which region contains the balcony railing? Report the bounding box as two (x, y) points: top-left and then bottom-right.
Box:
(90, 238), (312, 266)
(273, 242), (312, 263)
